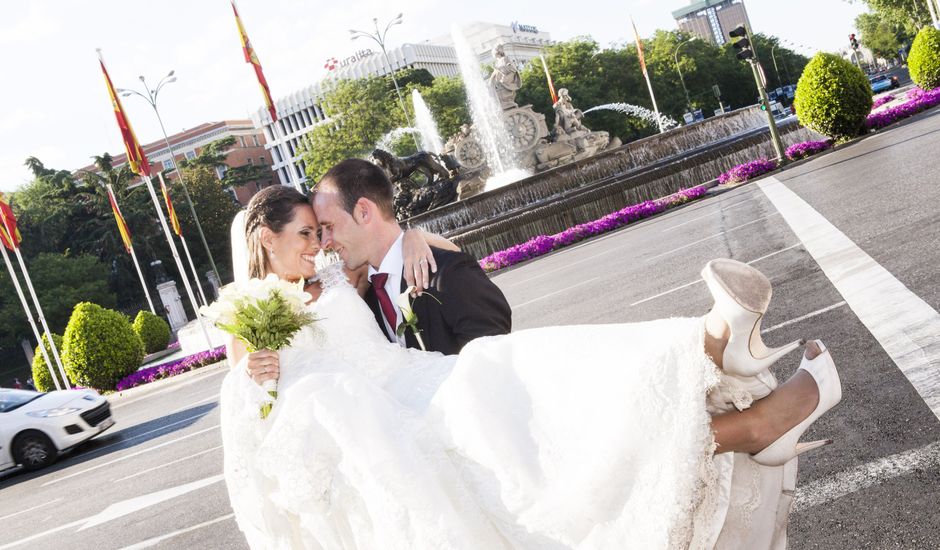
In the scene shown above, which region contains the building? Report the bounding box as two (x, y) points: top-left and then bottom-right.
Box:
(252, 21), (554, 189)
(79, 120), (276, 206)
(672, 0), (751, 46)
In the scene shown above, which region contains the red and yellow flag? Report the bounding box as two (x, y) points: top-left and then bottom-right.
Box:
(231, 1), (277, 122)
(540, 55), (558, 105)
(0, 193), (21, 251)
(160, 177), (182, 236)
(97, 50), (151, 177)
(631, 17), (648, 77)
(106, 186), (133, 254)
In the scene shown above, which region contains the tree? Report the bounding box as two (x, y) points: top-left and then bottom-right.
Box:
(856, 12), (906, 60)
(173, 165), (240, 282)
(406, 76), (470, 143)
(857, 0), (933, 33)
(178, 136), (272, 189)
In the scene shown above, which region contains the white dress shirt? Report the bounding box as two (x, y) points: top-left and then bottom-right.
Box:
(368, 231), (406, 346)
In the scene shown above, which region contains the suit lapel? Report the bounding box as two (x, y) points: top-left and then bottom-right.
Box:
(399, 268), (420, 349)
(365, 285), (393, 343)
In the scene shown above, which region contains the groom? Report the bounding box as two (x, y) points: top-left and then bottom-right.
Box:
(313, 158), (512, 354)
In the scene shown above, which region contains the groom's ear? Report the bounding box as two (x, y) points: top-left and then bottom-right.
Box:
(353, 197), (373, 225)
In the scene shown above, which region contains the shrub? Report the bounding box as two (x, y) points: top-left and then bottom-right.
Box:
(116, 346), (227, 391)
(31, 333), (63, 392)
(908, 26), (940, 91)
(718, 159), (778, 185)
(785, 140), (833, 161)
(132, 310), (171, 354)
(62, 302), (144, 391)
(794, 53), (872, 140)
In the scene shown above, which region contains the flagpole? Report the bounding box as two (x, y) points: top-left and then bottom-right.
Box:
(643, 70), (665, 134)
(178, 234), (208, 306)
(153, 173), (214, 349)
(631, 17), (665, 134)
(0, 245), (60, 390)
(108, 184), (156, 314)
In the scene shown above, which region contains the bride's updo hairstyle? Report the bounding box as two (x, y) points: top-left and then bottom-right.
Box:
(245, 185), (310, 279)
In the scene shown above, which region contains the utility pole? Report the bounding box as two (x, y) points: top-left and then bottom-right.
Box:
(729, 25), (787, 165)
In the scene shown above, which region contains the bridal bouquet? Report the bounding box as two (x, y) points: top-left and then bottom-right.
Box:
(201, 274), (315, 419)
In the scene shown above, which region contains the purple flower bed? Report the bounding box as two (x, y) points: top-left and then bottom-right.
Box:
(867, 87), (940, 130)
(871, 94), (896, 110)
(478, 186), (708, 272)
(116, 346), (227, 391)
(785, 139), (833, 161)
(717, 158), (779, 185)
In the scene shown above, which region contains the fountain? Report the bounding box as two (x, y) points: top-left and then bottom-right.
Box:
(376, 127), (423, 151)
(584, 103), (680, 131)
(411, 90), (444, 154)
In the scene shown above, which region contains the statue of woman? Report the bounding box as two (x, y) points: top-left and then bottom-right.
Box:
(488, 44), (521, 110)
(553, 88), (589, 137)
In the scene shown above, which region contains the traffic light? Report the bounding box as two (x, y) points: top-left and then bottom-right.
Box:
(849, 33), (859, 50)
(729, 25), (754, 61)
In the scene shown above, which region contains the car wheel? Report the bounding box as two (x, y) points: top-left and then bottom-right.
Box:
(13, 431), (57, 471)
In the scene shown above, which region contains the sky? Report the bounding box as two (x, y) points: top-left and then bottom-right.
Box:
(0, 0), (868, 191)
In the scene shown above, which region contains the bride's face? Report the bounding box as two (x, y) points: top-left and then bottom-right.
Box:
(261, 204), (320, 281)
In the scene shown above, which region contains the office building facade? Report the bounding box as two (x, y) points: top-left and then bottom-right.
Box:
(672, 0), (751, 46)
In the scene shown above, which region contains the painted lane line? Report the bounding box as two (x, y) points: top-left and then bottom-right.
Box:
(0, 498), (63, 521)
(512, 277), (602, 309)
(793, 440), (940, 511)
(661, 197), (756, 232)
(629, 243), (802, 307)
(41, 424), (220, 487)
(0, 519), (83, 549)
(73, 410), (211, 461)
(120, 513), (235, 549)
(645, 213), (781, 262)
(113, 445), (224, 483)
(168, 393), (220, 415)
(760, 302), (848, 334)
(760, 176), (940, 420)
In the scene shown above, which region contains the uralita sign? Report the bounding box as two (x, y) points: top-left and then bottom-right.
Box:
(324, 49), (374, 71)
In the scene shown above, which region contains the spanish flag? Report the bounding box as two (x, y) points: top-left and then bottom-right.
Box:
(97, 50), (151, 178)
(160, 177), (182, 236)
(231, 1), (277, 122)
(0, 193), (21, 251)
(631, 17), (648, 78)
(106, 186), (133, 254)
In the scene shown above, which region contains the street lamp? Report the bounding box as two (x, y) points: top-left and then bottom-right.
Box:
(349, 14), (421, 150)
(674, 38), (697, 112)
(117, 71), (221, 284)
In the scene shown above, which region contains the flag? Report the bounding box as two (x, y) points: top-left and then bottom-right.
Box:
(97, 50), (151, 177)
(631, 17), (648, 77)
(231, 0), (277, 122)
(0, 193), (21, 250)
(540, 55), (558, 105)
(106, 186), (133, 253)
(160, 178), (182, 236)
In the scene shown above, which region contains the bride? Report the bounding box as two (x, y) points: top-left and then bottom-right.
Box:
(219, 186), (841, 549)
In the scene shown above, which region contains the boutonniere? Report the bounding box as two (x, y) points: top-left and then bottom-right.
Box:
(396, 286), (441, 351)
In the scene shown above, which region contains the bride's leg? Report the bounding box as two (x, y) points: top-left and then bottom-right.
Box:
(711, 341), (822, 454)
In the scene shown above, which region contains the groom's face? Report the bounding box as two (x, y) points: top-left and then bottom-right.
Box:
(313, 187), (369, 270)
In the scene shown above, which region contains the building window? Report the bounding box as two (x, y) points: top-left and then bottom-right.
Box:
(215, 165), (228, 180)
(185, 150), (197, 160)
(259, 156), (267, 165)
(162, 159), (174, 171)
(252, 135), (260, 147)
(272, 146), (282, 164)
(239, 136), (247, 148)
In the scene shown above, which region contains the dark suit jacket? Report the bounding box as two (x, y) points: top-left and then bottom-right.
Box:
(365, 247), (512, 355)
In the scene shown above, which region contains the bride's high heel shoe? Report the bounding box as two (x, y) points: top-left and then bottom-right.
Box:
(701, 259), (803, 377)
(752, 340), (842, 466)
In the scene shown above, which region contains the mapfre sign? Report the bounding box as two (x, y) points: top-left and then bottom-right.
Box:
(510, 21), (538, 34)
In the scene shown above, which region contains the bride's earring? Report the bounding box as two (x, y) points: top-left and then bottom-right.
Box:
(268, 248), (276, 260)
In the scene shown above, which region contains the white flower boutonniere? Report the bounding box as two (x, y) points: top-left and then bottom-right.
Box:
(396, 286), (440, 351)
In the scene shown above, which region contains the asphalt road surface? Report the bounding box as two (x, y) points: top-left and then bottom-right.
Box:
(2, 107), (939, 549)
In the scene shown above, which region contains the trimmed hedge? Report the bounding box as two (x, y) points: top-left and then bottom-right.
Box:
(62, 302), (144, 391)
(132, 310), (171, 354)
(31, 333), (63, 392)
(794, 53), (872, 140)
(908, 26), (940, 91)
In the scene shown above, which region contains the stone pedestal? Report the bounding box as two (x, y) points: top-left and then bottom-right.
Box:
(157, 281), (188, 331)
(206, 270), (221, 300)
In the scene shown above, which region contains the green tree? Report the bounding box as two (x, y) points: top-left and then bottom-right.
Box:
(858, 0), (933, 33)
(407, 76), (470, 141)
(856, 12), (905, 59)
(173, 165), (240, 281)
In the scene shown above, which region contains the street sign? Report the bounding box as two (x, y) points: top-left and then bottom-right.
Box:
(712, 84), (721, 98)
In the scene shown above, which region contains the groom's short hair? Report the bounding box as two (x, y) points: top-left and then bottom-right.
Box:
(317, 159), (395, 221)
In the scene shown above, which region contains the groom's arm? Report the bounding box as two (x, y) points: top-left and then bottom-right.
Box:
(432, 251), (512, 349)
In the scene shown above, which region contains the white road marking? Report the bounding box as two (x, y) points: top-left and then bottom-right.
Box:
(76, 410), (211, 460)
(0, 498), (62, 521)
(0, 518), (84, 549)
(512, 277), (601, 309)
(645, 213), (781, 262)
(113, 445), (223, 483)
(761, 302), (848, 334)
(661, 197), (755, 232)
(793, 441), (940, 511)
(629, 243), (802, 307)
(168, 393), (219, 415)
(760, 176), (940, 420)
(41, 424), (220, 487)
(120, 513), (235, 549)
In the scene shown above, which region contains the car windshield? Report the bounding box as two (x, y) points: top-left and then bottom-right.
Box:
(0, 389), (43, 413)
(870, 76), (887, 82)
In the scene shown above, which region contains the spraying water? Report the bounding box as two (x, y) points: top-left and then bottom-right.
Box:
(583, 103), (679, 130)
(411, 90), (444, 154)
(376, 127), (423, 152)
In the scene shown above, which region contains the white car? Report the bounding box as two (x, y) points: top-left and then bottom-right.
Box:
(0, 388), (115, 472)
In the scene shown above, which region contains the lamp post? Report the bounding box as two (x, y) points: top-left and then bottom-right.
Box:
(349, 14), (421, 150)
(117, 72), (221, 284)
(674, 38), (696, 112)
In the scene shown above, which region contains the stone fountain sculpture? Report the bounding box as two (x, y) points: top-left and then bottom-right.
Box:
(370, 149), (461, 220)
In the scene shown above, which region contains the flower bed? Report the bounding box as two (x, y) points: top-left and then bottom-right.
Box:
(717, 159), (779, 185)
(871, 94), (896, 110)
(479, 186), (708, 272)
(785, 139), (833, 161)
(116, 346), (227, 391)
(866, 86), (940, 130)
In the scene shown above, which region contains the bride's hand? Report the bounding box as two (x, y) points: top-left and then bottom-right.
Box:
(402, 229), (438, 295)
(246, 349), (279, 386)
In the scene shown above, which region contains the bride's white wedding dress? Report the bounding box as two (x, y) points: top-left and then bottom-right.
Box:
(220, 261), (794, 549)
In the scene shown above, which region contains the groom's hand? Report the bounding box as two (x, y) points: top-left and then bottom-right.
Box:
(246, 349), (279, 386)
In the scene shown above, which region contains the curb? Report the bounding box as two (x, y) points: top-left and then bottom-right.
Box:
(107, 360), (229, 403)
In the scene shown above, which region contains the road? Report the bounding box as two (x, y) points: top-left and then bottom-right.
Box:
(2, 107), (939, 549)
